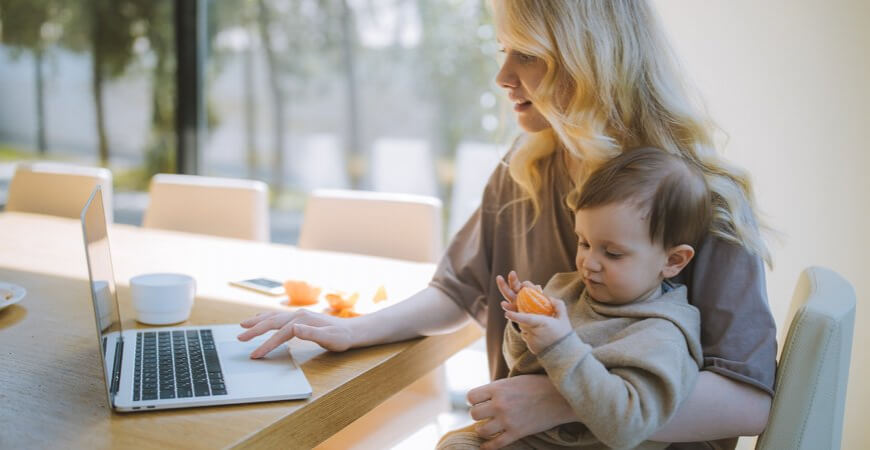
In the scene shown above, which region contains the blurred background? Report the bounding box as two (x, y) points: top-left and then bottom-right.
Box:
(0, 0), (511, 243)
(1, 0), (867, 448)
(652, 1), (869, 448)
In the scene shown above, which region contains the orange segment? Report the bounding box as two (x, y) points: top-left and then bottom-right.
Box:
(372, 285), (388, 303)
(283, 280), (321, 306)
(516, 286), (555, 316)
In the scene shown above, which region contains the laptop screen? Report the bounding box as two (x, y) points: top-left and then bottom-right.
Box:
(80, 186), (123, 405)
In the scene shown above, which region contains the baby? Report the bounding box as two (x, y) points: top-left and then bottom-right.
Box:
(439, 147), (711, 449)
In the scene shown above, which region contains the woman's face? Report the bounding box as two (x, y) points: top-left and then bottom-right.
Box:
(496, 47), (551, 133)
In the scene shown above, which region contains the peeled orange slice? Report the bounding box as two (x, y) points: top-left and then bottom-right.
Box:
(284, 280), (322, 306)
(516, 286), (555, 316)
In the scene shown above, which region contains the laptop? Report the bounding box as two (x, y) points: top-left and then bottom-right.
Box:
(81, 186), (311, 411)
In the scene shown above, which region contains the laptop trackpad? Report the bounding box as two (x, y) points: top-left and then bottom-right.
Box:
(217, 338), (311, 398)
(217, 339), (295, 374)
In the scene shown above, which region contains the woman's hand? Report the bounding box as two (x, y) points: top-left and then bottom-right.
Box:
(237, 309), (355, 358)
(467, 374), (577, 450)
(237, 286), (470, 358)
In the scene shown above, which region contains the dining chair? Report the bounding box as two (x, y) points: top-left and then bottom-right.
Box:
(299, 188), (450, 449)
(299, 188), (443, 263)
(6, 162), (114, 222)
(142, 173), (269, 241)
(755, 266), (856, 450)
(447, 141), (504, 238)
(369, 138), (439, 197)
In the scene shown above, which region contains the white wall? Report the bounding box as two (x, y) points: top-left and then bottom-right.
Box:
(651, 0), (869, 447)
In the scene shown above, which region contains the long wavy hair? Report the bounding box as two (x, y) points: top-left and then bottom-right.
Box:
(494, 0), (772, 266)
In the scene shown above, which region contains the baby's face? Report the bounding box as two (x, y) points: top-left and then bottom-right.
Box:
(574, 202), (669, 304)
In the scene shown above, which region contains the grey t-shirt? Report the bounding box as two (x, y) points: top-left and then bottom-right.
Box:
(429, 150), (777, 432)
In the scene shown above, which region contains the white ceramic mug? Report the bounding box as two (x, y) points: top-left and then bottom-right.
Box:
(130, 273), (196, 325)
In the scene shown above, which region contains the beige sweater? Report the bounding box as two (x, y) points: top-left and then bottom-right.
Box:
(503, 272), (704, 449)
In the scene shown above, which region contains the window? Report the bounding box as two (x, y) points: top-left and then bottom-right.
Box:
(0, 0), (511, 242)
(0, 0), (176, 222)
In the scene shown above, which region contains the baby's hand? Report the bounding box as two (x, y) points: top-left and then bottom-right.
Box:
(496, 270), (524, 313)
(504, 294), (572, 355)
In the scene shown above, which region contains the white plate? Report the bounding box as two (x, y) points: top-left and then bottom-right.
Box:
(0, 282), (26, 310)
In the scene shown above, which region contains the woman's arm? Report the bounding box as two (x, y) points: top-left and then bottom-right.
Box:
(468, 370), (770, 450)
(238, 285), (470, 357)
(651, 370), (771, 441)
(353, 285), (471, 345)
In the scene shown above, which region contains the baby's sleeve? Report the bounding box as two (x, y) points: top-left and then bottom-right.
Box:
(537, 319), (700, 449)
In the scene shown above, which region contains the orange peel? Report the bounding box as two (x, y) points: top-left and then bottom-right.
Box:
(372, 285), (388, 303)
(335, 308), (361, 318)
(325, 291), (359, 311)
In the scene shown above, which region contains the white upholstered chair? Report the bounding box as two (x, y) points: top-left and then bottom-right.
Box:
(142, 174), (269, 242)
(299, 188), (443, 263)
(755, 266), (856, 450)
(299, 188), (449, 449)
(447, 141), (504, 237)
(6, 162), (113, 222)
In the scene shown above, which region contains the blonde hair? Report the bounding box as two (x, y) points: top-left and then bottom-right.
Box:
(494, 0), (772, 266)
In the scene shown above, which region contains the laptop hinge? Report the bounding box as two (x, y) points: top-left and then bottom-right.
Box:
(109, 337), (124, 404)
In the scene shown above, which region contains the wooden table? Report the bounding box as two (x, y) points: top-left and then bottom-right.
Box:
(0, 212), (481, 449)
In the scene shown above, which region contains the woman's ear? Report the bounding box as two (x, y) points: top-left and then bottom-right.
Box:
(662, 244), (695, 278)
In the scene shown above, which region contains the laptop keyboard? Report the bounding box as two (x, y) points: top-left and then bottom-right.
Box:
(133, 329), (227, 401)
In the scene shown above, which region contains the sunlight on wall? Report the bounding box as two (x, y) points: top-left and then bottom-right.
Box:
(652, 0), (870, 447)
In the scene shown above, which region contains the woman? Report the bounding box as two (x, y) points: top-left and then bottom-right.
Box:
(238, 1), (776, 448)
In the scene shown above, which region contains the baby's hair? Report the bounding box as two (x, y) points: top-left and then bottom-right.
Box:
(573, 147), (712, 249)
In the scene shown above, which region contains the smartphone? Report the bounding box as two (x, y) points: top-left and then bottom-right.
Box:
(229, 278), (285, 296)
